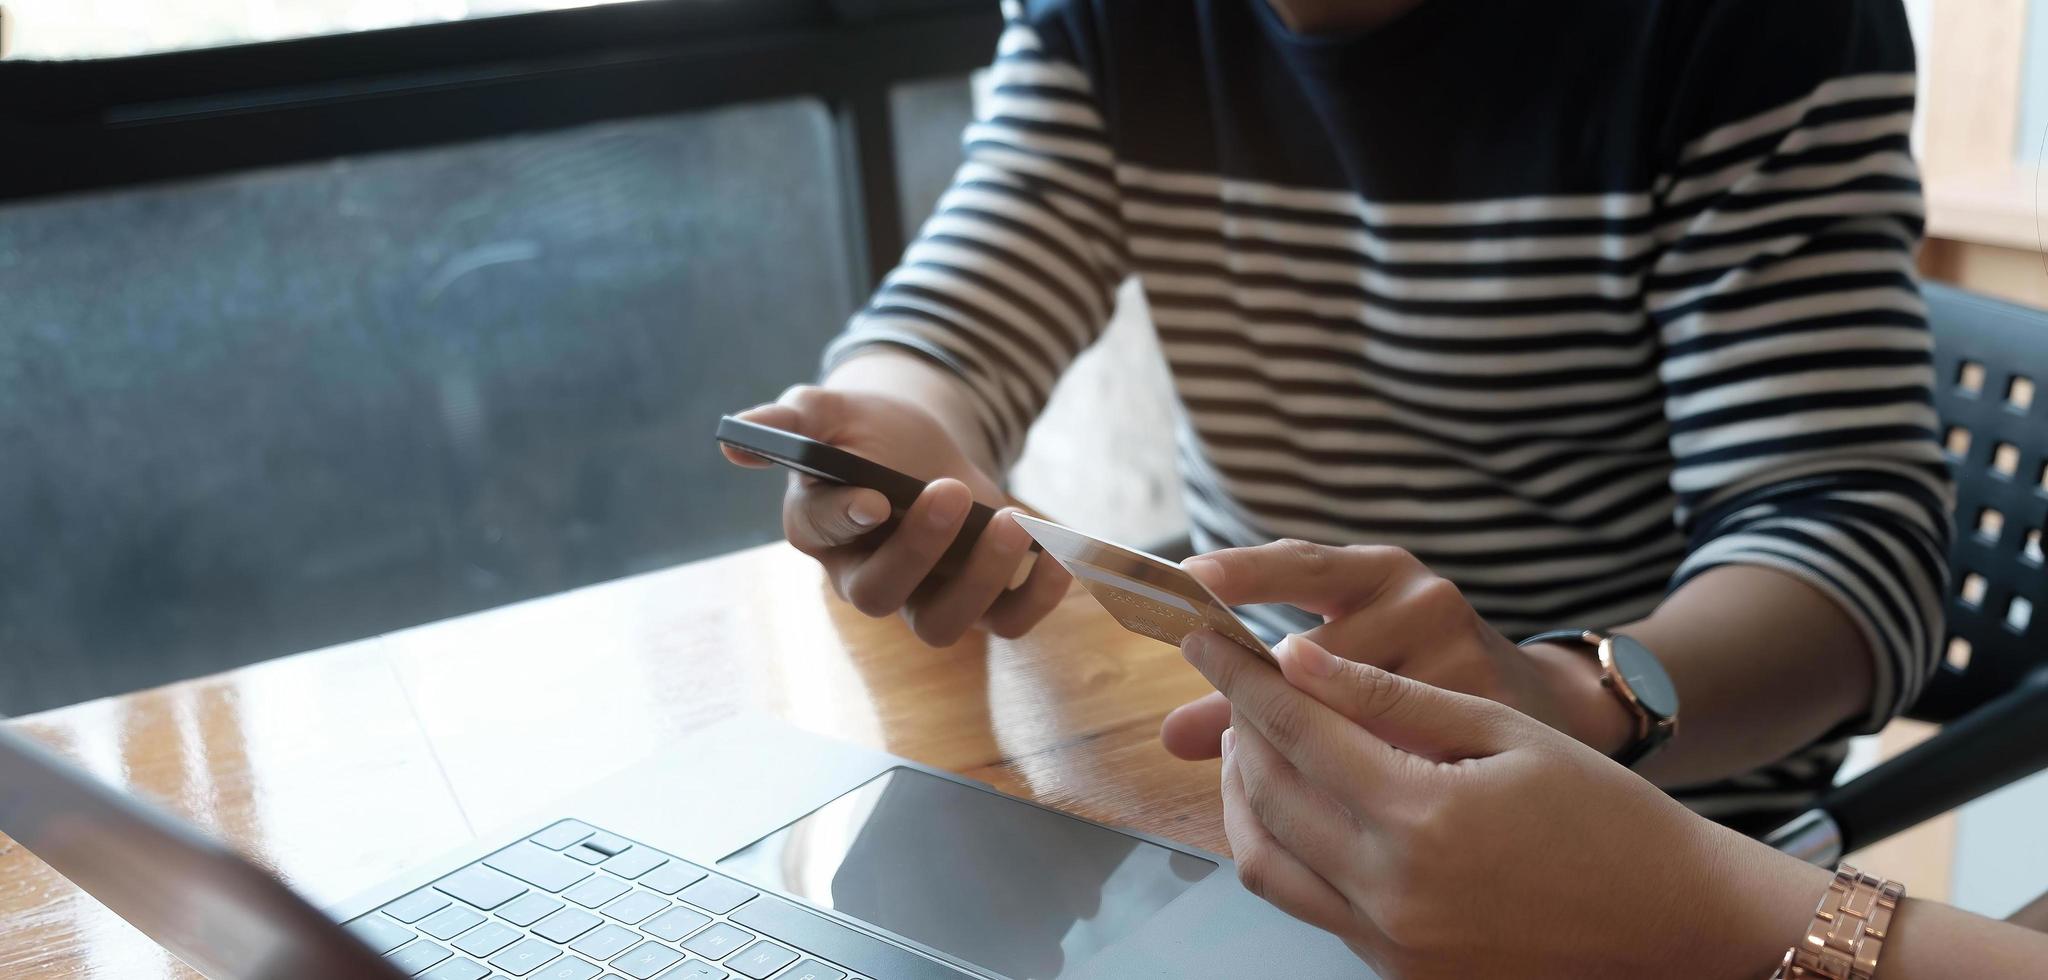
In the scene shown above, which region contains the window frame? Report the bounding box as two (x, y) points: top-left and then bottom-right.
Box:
(0, 0), (1000, 292)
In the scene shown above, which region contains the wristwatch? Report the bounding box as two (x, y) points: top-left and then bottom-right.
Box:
(1769, 864), (1904, 980)
(1519, 629), (1679, 768)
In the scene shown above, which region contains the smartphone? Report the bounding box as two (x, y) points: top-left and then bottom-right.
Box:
(1013, 515), (1273, 660)
(716, 415), (1031, 579)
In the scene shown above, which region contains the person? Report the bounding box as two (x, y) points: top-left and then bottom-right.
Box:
(1176, 606), (2048, 977)
(725, 0), (1951, 834)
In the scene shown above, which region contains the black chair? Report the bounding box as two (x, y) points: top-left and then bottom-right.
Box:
(1768, 283), (2048, 864)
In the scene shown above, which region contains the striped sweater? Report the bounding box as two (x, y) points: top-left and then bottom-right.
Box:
(825, 0), (1954, 822)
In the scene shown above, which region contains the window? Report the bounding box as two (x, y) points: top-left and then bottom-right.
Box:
(1919, 0), (2047, 249)
(0, 0), (634, 60)
(0, 101), (864, 714)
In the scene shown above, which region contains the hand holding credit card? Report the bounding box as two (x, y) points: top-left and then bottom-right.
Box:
(1013, 515), (1273, 660)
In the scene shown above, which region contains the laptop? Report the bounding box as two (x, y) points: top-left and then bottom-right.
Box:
(0, 712), (1364, 979)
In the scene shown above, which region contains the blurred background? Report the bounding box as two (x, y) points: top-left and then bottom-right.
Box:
(0, 0), (1183, 720)
(0, 0), (2039, 921)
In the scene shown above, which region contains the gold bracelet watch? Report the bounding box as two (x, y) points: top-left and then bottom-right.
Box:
(1770, 864), (1905, 979)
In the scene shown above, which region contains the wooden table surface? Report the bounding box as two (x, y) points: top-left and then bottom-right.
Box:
(0, 543), (1224, 979)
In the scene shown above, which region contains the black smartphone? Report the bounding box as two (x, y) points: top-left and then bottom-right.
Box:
(716, 415), (1032, 578)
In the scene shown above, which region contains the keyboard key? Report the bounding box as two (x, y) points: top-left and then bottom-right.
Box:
(567, 923), (640, 961)
(453, 920), (524, 958)
(680, 923), (754, 961)
(497, 892), (566, 927)
(532, 957), (603, 980)
(345, 914), (416, 954)
(640, 906), (711, 943)
(389, 939), (454, 974)
(487, 937), (562, 976)
(601, 848), (667, 880)
(488, 842), (596, 892)
(727, 941), (798, 979)
(420, 906), (487, 940)
(384, 889), (455, 923)
(655, 964), (728, 980)
(437, 865), (529, 911)
(638, 862), (707, 896)
(422, 957), (492, 980)
(599, 891), (669, 925)
(774, 960), (844, 980)
(533, 907), (603, 943)
(581, 831), (633, 856)
(566, 844), (611, 865)
(611, 942), (685, 979)
(531, 820), (597, 850)
(564, 875), (632, 908)
(678, 879), (758, 916)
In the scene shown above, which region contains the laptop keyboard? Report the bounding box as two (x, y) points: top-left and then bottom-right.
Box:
(344, 820), (864, 980)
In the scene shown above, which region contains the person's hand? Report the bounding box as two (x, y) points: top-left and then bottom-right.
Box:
(721, 386), (1069, 645)
(1183, 630), (1830, 979)
(1159, 540), (1633, 760)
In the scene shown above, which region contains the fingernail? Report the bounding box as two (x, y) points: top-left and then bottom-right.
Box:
(849, 497), (889, 528)
(1281, 635), (1336, 677)
(1221, 727), (1237, 757)
(928, 485), (970, 528)
(997, 509), (1030, 550)
(1182, 556), (1220, 588)
(1181, 631), (1212, 664)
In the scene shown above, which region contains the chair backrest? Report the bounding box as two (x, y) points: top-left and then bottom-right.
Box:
(1913, 283), (2048, 722)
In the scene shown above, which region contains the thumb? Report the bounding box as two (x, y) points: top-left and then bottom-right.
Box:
(1182, 539), (1414, 617)
(1273, 633), (1520, 761)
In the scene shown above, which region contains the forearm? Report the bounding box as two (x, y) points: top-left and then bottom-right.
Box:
(1882, 894), (2048, 978)
(825, 349), (1006, 478)
(2010, 890), (2048, 932)
(1703, 829), (2048, 980)
(1534, 564), (1875, 788)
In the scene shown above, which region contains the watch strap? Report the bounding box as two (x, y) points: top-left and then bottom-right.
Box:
(1520, 628), (1601, 648)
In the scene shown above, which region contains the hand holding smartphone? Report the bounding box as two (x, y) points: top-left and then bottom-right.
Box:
(718, 408), (1256, 658)
(715, 415), (1032, 579)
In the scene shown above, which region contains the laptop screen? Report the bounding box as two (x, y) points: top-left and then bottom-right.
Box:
(0, 726), (405, 980)
(721, 766), (1216, 979)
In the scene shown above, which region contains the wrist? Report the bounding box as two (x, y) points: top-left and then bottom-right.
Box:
(1524, 641), (1635, 756)
(1689, 825), (1838, 980)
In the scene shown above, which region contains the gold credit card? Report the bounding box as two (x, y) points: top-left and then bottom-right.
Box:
(1013, 515), (1272, 659)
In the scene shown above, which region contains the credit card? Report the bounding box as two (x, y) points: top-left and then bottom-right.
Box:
(1013, 515), (1272, 659)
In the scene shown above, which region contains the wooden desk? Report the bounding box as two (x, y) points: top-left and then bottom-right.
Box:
(0, 544), (1222, 979)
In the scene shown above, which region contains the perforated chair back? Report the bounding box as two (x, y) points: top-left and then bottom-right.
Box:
(1766, 284), (2048, 863)
(1915, 284), (2048, 723)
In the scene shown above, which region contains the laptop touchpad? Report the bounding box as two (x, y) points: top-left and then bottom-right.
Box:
(720, 767), (1216, 979)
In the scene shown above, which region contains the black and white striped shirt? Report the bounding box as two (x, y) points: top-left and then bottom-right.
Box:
(826, 0), (1953, 823)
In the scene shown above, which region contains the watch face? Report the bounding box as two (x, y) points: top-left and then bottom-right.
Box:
(1607, 634), (1679, 719)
